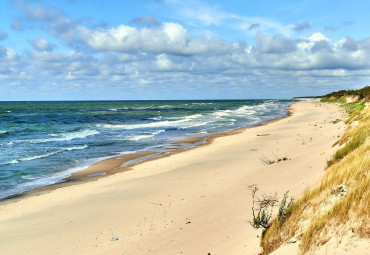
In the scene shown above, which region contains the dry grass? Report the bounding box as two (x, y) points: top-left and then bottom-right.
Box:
(260, 105), (370, 254)
(300, 141), (369, 252)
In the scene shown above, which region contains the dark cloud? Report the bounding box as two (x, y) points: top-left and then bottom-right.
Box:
(311, 40), (333, 53)
(294, 21), (310, 31)
(341, 37), (358, 51)
(359, 37), (370, 50)
(247, 23), (259, 31)
(255, 32), (296, 54)
(130, 15), (161, 27)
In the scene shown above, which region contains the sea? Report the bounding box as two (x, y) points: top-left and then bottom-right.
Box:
(0, 100), (294, 199)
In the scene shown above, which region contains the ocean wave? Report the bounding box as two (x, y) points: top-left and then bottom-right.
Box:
(209, 106), (256, 118)
(0, 141), (13, 146)
(0, 130), (99, 146)
(0, 130), (9, 136)
(126, 130), (165, 141)
(127, 134), (155, 141)
(98, 114), (204, 130)
(0, 159), (97, 199)
(211, 110), (232, 118)
(157, 105), (172, 109)
(109, 108), (118, 111)
(1, 145), (88, 166)
(28, 130), (100, 144)
(233, 105), (257, 116)
(148, 116), (163, 121)
(209, 103), (283, 120)
(192, 102), (214, 105)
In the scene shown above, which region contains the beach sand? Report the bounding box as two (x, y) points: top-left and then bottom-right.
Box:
(0, 101), (346, 255)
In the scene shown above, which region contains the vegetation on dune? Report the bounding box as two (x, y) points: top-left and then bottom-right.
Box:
(321, 85), (370, 101)
(258, 87), (370, 254)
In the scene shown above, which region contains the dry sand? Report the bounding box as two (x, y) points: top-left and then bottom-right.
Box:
(0, 101), (347, 255)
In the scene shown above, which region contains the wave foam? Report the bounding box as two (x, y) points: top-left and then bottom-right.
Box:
(126, 130), (165, 141)
(28, 130), (100, 144)
(99, 114), (204, 130)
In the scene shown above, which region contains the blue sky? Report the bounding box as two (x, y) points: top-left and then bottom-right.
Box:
(0, 0), (369, 100)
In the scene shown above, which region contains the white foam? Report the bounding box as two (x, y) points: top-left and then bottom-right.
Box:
(192, 103), (213, 105)
(99, 114), (203, 130)
(157, 105), (172, 109)
(233, 105), (257, 116)
(211, 110), (232, 118)
(127, 134), (154, 141)
(126, 130), (165, 141)
(27, 130), (99, 144)
(0, 141), (14, 146)
(148, 116), (163, 121)
(4, 159), (19, 165)
(109, 108), (117, 111)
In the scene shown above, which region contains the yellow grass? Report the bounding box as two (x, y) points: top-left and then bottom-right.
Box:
(261, 105), (370, 254)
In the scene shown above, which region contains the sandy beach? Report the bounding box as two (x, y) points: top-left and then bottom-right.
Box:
(0, 101), (345, 255)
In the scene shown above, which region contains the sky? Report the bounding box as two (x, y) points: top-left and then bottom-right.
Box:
(0, 0), (369, 100)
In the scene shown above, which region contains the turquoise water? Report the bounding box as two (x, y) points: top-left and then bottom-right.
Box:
(0, 100), (293, 199)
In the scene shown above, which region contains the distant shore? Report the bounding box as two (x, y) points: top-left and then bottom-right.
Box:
(0, 101), (345, 255)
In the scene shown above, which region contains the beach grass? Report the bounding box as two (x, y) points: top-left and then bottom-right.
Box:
(260, 94), (370, 254)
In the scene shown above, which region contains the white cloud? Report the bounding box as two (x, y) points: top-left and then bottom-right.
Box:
(80, 22), (237, 55)
(3, 0), (370, 99)
(30, 38), (54, 51)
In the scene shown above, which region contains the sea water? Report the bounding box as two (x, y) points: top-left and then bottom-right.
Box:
(0, 100), (294, 199)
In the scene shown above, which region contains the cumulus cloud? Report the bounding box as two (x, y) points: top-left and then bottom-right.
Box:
(311, 40), (333, 53)
(12, 0), (83, 46)
(255, 32), (296, 54)
(4, 0), (370, 99)
(340, 37), (358, 51)
(14, 0), (63, 22)
(79, 22), (237, 55)
(30, 38), (54, 51)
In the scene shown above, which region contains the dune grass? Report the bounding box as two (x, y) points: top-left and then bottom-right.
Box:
(260, 102), (370, 254)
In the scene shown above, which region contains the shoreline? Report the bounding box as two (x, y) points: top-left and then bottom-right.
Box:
(0, 104), (292, 205)
(0, 100), (345, 255)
